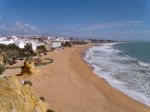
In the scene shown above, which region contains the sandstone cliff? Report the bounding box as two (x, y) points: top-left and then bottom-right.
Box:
(0, 75), (47, 112)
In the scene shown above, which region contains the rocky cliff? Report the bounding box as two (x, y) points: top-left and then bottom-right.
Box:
(0, 75), (47, 112)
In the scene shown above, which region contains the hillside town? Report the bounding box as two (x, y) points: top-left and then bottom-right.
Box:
(0, 35), (116, 75)
(0, 35), (116, 51)
(0, 35), (72, 51)
(0, 35), (118, 112)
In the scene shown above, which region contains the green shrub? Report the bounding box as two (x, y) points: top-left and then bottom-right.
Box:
(22, 43), (36, 57)
(36, 45), (48, 53)
(0, 43), (37, 65)
(61, 41), (72, 47)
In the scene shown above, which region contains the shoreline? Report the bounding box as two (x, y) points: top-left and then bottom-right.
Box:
(70, 45), (150, 111)
(5, 44), (150, 112)
(85, 43), (150, 107)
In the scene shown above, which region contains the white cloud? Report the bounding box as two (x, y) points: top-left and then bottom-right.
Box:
(126, 20), (143, 24)
(80, 23), (125, 31)
(0, 21), (40, 34)
(60, 20), (143, 32)
(11, 21), (39, 32)
(60, 24), (85, 29)
(80, 21), (143, 31)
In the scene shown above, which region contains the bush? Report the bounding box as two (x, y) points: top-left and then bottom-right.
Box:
(36, 45), (48, 53)
(61, 41), (72, 47)
(0, 44), (22, 63)
(22, 43), (36, 57)
(0, 43), (37, 65)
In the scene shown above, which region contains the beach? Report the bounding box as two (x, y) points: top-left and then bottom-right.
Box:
(5, 45), (150, 112)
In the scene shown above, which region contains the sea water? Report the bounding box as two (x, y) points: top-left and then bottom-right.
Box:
(84, 42), (150, 106)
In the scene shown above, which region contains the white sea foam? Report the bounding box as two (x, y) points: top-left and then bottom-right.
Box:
(138, 61), (150, 67)
(84, 43), (150, 107)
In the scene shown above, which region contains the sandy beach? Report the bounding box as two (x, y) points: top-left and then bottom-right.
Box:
(5, 45), (150, 112)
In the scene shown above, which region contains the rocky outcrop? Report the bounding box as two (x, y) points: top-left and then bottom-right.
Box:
(21, 59), (39, 76)
(0, 75), (47, 112)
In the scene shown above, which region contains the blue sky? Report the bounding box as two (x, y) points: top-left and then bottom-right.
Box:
(0, 0), (150, 41)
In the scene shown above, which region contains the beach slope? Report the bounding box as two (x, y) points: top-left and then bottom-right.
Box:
(26, 45), (150, 112)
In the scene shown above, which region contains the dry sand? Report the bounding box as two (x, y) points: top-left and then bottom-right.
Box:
(5, 45), (150, 112)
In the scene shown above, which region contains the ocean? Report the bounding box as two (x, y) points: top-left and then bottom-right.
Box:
(84, 42), (150, 107)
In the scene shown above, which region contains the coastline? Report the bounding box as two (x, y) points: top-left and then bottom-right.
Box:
(6, 44), (150, 112)
(85, 42), (150, 107)
(71, 45), (150, 112)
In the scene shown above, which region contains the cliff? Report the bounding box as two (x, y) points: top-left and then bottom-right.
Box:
(0, 75), (47, 112)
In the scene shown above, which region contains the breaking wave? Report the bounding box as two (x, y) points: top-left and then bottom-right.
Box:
(84, 43), (150, 107)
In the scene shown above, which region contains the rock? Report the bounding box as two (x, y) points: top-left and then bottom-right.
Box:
(20, 59), (39, 76)
(0, 75), (47, 112)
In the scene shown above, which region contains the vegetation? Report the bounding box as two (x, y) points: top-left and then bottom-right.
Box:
(0, 44), (21, 60)
(0, 43), (37, 74)
(0, 43), (36, 64)
(22, 43), (36, 57)
(36, 45), (48, 53)
(61, 41), (72, 47)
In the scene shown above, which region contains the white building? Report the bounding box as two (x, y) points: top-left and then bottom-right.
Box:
(15, 41), (45, 51)
(15, 41), (26, 49)
(0, 37), (15, 45)
(30, 41), (45, 51)
(51, 37), (71, 48)
(52, 38), (62, 48)
(0, 36), (45, 51)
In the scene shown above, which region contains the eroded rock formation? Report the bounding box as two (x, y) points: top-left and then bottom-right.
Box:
(0, 75), (47, 112)
(21, 59), (39, 76)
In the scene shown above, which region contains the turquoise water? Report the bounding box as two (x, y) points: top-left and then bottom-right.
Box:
(85, 42), (150, 106)
(114, 42), (150, 63)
